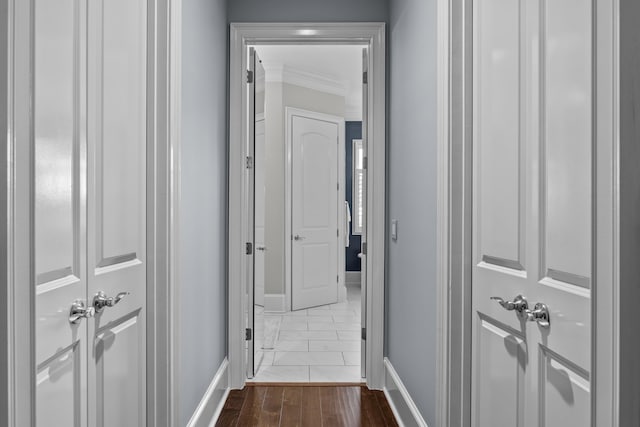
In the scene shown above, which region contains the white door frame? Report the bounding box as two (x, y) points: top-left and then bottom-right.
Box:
(2, 0), (177, 425)
(285, 107), (346, 312)
(228, 22), (386, 390)
(436, 0), (622, 425)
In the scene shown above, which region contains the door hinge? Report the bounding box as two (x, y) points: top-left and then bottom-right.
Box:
(337, 182), (339, 191)
(245, 328), (252, 340)
(337, 229), (339, 237)
(337, 275), (339, 283)
(246, 156), (253, 169)
(247, 70), (254, 84)
(363, 156), (368, 170)
(361, 327), (366, 340)
(362, 242), (367, 255)
(363, 71), (368, 85)
(246, 242), (253, 255)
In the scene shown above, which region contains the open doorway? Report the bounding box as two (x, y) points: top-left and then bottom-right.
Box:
(248, 45), (366, 383)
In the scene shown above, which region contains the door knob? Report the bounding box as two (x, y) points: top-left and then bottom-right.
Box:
(526, 303), (550, 328)
(490, 294), (529, 319)
(92, 291), (129, 313)
(293, 235), (305, 241)
(69, 300), (95, 324)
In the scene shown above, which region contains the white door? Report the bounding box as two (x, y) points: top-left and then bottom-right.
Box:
(35, 0), (148, 425)
(291, 113), (340, 310)
(360, 47), (368, 378)
(471, 0), (592, 425)
(255, 119), (266, 306)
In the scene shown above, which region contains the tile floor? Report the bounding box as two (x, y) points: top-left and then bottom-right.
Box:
(251, 286), (362, 383)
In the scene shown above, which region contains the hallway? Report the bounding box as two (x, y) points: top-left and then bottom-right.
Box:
(216, 385), (398, 426)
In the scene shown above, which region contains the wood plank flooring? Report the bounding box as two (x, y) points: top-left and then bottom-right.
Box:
(215, 385), (399, 426)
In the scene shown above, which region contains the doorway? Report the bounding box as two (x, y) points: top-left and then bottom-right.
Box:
(228, 23), (386, 390)
(248, 44), (363, 383)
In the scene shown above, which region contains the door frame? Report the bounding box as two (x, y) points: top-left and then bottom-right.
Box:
(437, 0), (621, 426)
(285, 107), (346, 312)
(2, 0), (177, 424)
(228, 22), (386, 390)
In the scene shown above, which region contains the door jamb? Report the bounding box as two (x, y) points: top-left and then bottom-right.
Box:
(439, 0), (621, 426)
(228, 22), (386, 390)
(285, 107), (346, 312)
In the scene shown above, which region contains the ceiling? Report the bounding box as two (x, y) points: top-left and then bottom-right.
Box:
(254, 45), (364, 120)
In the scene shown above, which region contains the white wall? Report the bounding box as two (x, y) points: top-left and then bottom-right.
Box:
(387, 0), (438, 424)
(179, 0), (227, 424)
(263, 82), (345, 297)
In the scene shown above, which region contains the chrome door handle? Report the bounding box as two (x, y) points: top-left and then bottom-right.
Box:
(92, 291), (130, 313)
(293, 235), (305, 241)
(490, 294), (529, 319)
(256, 246), (266, 251)
(69, 300), (95, 324)
(526, 303), (550, 328)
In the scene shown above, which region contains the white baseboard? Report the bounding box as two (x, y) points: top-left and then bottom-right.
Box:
(186, 358), (230, 427)
(345, 271), (361, 286)
(383, 358), (429, 427)
(264, 293), (286, 312)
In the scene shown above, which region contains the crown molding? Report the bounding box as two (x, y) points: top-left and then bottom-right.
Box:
(262, 63), (348, 97)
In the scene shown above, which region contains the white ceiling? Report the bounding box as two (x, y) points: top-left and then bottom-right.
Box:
(254, 45), (363, 120)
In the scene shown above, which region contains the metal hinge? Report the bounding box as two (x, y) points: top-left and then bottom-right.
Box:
(337, 183), (339, 191)
(362, 242), (367, 255)
(363, 156), (368, 170)
(245, 328), (252, 340)
(337, 275), (339, 283)
(363, 71), (368, 84)
(246, 156), (253, 169)
(337, 229), (339, 237)
(247, 70), (254, 83)
(246, 242), (253, 255)
(361, 327), (366, 340)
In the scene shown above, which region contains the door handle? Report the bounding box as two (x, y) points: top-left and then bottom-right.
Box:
(490, 294), (529, 319)
(256, 246), (267, 251)
(526, 303), (550, 328)
(293, 235), (305, 241)
(92, 291), (129, 313)
(69, 300), (95, 324)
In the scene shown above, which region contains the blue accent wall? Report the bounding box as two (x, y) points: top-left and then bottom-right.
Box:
(345, 121), (362, 272)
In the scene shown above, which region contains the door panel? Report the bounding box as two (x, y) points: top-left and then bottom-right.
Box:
(87, 0), (147, 424)
(475, 319), (526, 427)
(255, 119), (266, 306)
(476, 0), (523, 267)
(34, 0), (87, 423)
(472, 0), (593, 424)
(292, 115), (339, 310)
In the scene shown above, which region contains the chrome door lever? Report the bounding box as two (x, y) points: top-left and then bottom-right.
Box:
(526, 303), (550, 328)
(69, 300), (95, 324)
(93, 291), (130, 313)
(490, 294), (529, 319)
(293, 235), (305, 241)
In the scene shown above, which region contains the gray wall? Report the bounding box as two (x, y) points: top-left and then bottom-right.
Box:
(179, 0), (227, 424)
(387, 0), (438, 424)
(228, 0), (388, 22)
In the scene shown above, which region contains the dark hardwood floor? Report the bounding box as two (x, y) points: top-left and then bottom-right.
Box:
(215, 384), (399, 426)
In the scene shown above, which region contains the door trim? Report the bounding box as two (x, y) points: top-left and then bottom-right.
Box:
(439, 0), (621, 426)
(285, 107), (346, 312)
(228, 22), (386, 390)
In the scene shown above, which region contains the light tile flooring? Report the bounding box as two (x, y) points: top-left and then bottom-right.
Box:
(250, 286), (362, 383)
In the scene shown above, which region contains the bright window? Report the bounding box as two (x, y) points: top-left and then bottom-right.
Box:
(352, 139), (364, 235)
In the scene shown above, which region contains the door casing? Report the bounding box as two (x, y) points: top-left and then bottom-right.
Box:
(437, 0), (621, 426)
(228, 22), (386, 390)
(2, 0), (177, 425)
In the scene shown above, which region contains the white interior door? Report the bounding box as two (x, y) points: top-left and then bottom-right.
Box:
(34, 0), (88, 423)
(255, 119), (266, 306)
(471, 0), (592, 425)
(86, 0), (147, 425)
(360, 47), (368, 379)
(34, 0), (148, 425)
(291, 113), (340, 311)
